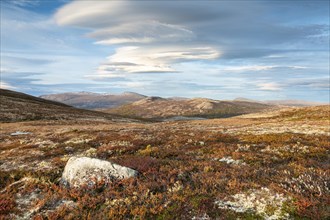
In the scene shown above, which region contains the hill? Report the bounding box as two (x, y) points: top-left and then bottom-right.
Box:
(0, 89), (130, 122)
(104, 97), (273, 119)
(40, 91), (146, 109)
(274, 105), (330, 121)
(264, 99), (327, 107)
(234, 97), (326, 106)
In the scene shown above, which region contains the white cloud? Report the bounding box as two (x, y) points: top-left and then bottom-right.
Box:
(111, 81), (149, 89)
(95, 37), (154, 45)
(223, 65), (277, 72)
(90, 20), (194, 45)
(96, 46), (219, 76)
(221, 65), (308, 72)
(257, 82), (282, 91)
(54, 0), (328, 81)
(290, 66), (307, 69)
(54, 1), (127, 27)
(54, 1), (220, 76)
(1, 4), (109, 88)
(0, 67), (13, 73)
(9, 0), (40, 7)
(0, 81), (16, 89)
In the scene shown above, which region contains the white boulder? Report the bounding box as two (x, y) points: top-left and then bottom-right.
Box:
(61, 157), (138, 188)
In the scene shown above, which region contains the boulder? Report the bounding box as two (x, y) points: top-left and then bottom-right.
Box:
(61, 157), (138, 188)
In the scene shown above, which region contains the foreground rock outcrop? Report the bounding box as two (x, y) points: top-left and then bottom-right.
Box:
(61, 157), (138, 188)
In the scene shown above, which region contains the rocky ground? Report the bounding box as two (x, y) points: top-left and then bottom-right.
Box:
(0, 106), (329, 219)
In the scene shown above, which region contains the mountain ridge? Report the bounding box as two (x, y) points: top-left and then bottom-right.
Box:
(40, 91), (146, 109)
(104, 96), (274, 119)
(0, 89), (131, 122)
(40, 91), (325, 110)
(234, 97), (326, 106)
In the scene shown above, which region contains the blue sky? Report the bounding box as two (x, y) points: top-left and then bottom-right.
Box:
(1, 0), (329, 102)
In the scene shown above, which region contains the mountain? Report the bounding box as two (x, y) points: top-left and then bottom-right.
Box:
(264, 100), (327, 107)
(40, 91), (146, 109)
(104, 97), (273, 119)
(0, 89), (130, 122)
(234, 97), (326, 106)
(234, 97), (260, 103)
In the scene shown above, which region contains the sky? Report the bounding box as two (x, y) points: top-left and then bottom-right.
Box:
(0, 0), (329, 102)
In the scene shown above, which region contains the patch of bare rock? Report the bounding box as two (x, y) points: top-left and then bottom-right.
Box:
(61, 157), (138, 188)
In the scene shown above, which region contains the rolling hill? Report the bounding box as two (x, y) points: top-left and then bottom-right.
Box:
(234, 97), (326, 106)
(0, 89), (130, 122)
(104, 96), (274, 119)
(40, 91), (146, 109)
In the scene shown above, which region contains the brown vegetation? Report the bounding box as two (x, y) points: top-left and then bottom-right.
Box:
(0, 104), (329, 219)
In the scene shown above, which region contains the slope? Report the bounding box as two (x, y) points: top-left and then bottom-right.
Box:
(0, 89), (129, 122)
(40, 92), (146, 109)
(104, 97), (273, 119)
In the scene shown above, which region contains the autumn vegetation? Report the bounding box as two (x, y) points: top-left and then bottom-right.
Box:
(0, 100), (329, 219)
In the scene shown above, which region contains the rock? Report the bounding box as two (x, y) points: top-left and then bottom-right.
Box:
(61, 157), (138, 188)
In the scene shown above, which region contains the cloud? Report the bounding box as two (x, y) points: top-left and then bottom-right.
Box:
(287, 78), (330, 89)
(257, 82), (282, 91)
(255, 78), (329, 92)
(4, 0), (40, 7)
(90, 20), (194, 45)
(1, 3), (112, 91)
(2, 56), (53, 66)
(51, 2), (230, 75)
(97, 46), (219, 76)
(54, 1), (222, 75)
(0, 81), (16, 90)
(0, 67), (121, 95)
(54, 1), (328, 78)
(1, 3), (79, 53)
(221, 65), (308, 72)
(223, 65), (277, 72)
(0, 69), (44, 89)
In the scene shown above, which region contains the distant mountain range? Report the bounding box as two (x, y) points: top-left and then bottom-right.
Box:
(1, 89), (328, 122)
(104, 96), (273, 119)
(234, 97), (326, 107)
(40, 92), (326, 112)
(40, 92), (146, 109)
(0, 89), (131, 122)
